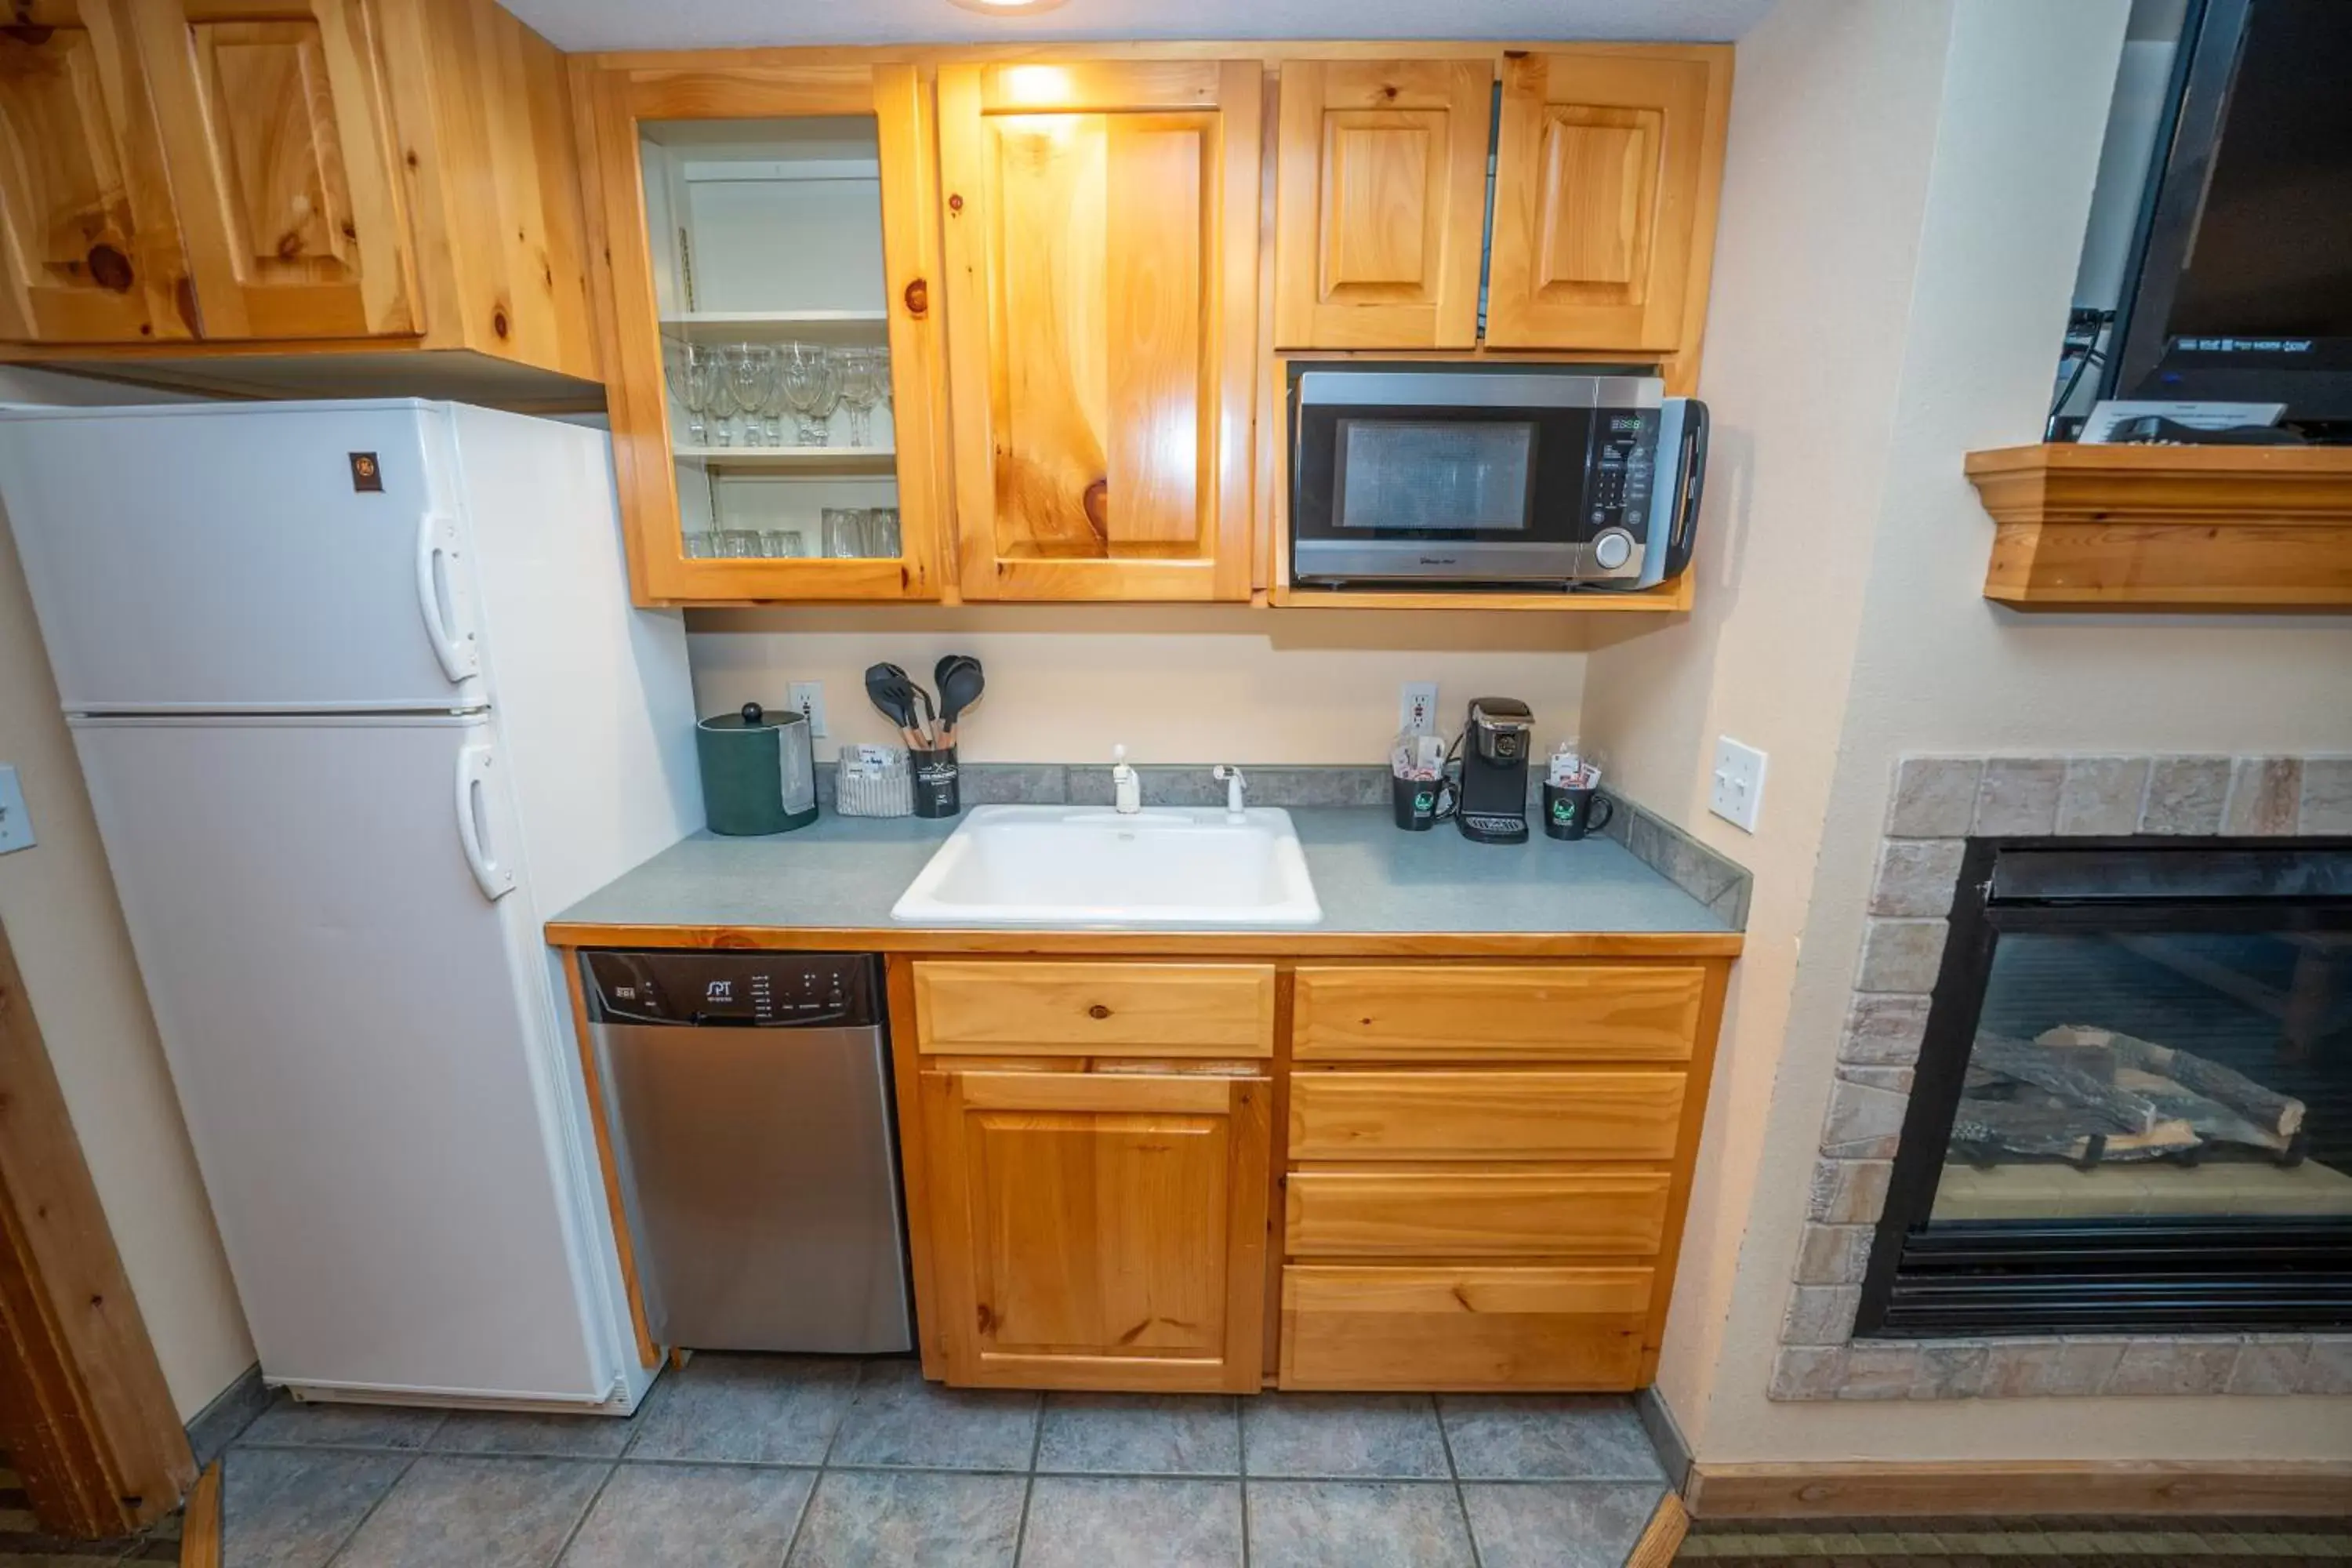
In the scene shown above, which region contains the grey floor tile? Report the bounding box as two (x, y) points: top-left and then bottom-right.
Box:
(1245, 1480), (1475, 1568)
(1018, 1476), (1243, 1568)
(1439, 1395), (1668, 1481)
(332, 1456), (607, 1568)
(558, 1462), (814, 1567)
(1034, 1394), (1240, 1476)
(430, 1409), (635, 1460)
(1461, 1480), (1668, 1568)
(827, 1359), (1040, 1471)
(1241, 1394), (1450, 1479)
(237, 1395), (448, 1452)
(786, 1469), (1025, 1568)
(624, 1353), (861, 1465)
(217, 1446), (408, 1568)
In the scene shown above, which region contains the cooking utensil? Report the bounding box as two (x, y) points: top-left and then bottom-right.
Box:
(934, 655), (985, 746)
(863, 663), (926, 750)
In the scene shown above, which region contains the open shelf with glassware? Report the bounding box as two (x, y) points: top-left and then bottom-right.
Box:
(586, 62), (946, 601)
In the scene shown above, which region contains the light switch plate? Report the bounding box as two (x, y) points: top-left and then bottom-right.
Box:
(0, 766), (31, 854)
(1709, 736), (1766, 833)
(788, 682), (827, 738)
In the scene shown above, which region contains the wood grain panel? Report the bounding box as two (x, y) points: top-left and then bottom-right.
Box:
(1291, 964), (1704, 1062)
(1285, 1169), (1671, 1258)
(1486, 47), (1729, 352)
(1273, 59), (1490, 349)
(926, 1069), (1269, 1390)
(1287, 1071), (1684, 1160)
(1685, 1460), (2352, 1521)
(132, 0), (416, 339)
(1103, 117), (1204, 546)
(915, 961), (1275, 1054)
(1280, 1265), (1650, 1390)
(0, 0), (191, 343)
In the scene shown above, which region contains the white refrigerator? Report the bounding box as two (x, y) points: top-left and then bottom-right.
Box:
(0, 400), (699, 1412)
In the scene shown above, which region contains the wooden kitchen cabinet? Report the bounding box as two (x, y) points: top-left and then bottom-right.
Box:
(1272, 59), (1493, 350)
(920, 1069), (1271, 1391)
(1485, 47), (1731, 354)
(935, 61), (1261, 601)
(0, 0), (190, 343)
(575, 59), (949, 604)
(1, 0), (598, 396)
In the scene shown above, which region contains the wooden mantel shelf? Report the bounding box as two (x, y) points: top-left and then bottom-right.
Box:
(1963, 443), (2352, 610)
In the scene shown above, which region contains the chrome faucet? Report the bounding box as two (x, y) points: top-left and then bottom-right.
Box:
(1212, 764), (1247, 821)
(1110, 746), (1141, 815)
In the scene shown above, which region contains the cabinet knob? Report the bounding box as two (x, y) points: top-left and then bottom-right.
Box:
(902, 277), (928, 318)
(1087, 1004), (1111, 1020)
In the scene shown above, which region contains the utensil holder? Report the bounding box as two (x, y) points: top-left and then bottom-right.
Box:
(911, 746), (960, 818)
(835, 748), (913, 817)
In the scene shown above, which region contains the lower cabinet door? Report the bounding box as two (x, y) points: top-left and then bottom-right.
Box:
(922, 1070), (1271, 1391)
(1279, 1265), (1653, 1392)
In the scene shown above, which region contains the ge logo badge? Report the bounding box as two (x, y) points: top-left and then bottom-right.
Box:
(706, 979), (734, 1003)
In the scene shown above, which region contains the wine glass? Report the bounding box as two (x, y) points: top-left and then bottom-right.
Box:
(781, 342), (844, 446)
(837, 349), (882, 448)
(702, 347), (739, 447)
(728, 344), (774, 448)
(759, 350), (791, 447)
(665, 343), (708, 446)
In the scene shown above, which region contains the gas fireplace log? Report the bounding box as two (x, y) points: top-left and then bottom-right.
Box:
(2112, 1067), (2292, 1153)
(1970, 1033), (2166, 1134)
(2038, 1025), (2305, 1136)
(1950, 1097), (2198, 1161)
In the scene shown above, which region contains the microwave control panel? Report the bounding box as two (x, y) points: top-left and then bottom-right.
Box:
(1588, 411), (1661, 532)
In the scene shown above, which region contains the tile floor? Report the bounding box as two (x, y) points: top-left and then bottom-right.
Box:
(206, 1354), (1671, 1567)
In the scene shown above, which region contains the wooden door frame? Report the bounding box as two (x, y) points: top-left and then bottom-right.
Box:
(0, 916), (194, 1537)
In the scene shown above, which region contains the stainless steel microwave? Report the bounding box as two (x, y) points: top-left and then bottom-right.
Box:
(1288, 367), (1708, 590)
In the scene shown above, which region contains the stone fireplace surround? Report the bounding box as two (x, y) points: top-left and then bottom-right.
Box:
(1772, 753), (2352, 1402)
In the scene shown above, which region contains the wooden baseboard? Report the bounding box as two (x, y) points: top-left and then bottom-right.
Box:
(1686, 1459), (2352, 1519)
(1626, 1492), (1690, 1567)
(180, 1463), (221, 1568)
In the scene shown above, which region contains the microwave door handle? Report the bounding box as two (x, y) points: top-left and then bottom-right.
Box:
(1669, 399), (1708, 572)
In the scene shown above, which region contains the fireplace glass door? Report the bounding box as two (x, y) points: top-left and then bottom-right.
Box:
(1860, 842), (2352, 1337)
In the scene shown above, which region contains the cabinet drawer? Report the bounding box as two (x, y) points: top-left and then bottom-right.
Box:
(914, 962), (1276, 1056)
(1285, 1170), (1672, 1258)
(1280, 1265), (1651, 1390)
(1288, 1072), (1685, 1161)
(1293, 965), (1704, 1062)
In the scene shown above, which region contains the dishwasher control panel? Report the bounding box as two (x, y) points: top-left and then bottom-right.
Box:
(580, 951), (880, 1028)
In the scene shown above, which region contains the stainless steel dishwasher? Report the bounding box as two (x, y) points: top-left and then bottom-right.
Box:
(579, 950), (913, 1354)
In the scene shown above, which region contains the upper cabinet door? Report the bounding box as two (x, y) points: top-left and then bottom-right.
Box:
(129, 0), (417, 339)
(938, 61), (1261, 602)
(579, 60), (949, 604)
(0, 0), (191, 342)
(1486, 48), (1730, 353)
(1273, 60), (1491, 350)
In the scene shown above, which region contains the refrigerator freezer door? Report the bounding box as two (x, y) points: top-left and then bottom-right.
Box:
(70, 713), (615, 1403)
(0, 402), (485, 713)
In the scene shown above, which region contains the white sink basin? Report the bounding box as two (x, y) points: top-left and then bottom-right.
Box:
(891, 804), (1323, 927)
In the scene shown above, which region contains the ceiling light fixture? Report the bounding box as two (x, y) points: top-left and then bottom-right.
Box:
(948, 0), (1067, 13)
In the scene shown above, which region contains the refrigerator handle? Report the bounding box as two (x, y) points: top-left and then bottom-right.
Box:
(416, 511), (481, 684)
(455, 742), (517, 902)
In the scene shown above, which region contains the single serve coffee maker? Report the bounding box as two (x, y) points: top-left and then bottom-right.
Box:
(1455, 697), (1534, 844)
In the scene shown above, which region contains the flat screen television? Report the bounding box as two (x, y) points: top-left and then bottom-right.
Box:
(2105, 0), (2352, 430)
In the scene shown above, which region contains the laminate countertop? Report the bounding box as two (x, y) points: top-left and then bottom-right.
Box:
(547, 808), (1744, 956)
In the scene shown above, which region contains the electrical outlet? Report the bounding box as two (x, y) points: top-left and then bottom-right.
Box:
(1709, 736), (1767, 833)
(1399, 681), (1439, 735)
(787, 682), (827, 738)
(0, 767), (31, 854)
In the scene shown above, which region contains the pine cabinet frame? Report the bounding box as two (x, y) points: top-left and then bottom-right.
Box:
(574, 59), (952, 604)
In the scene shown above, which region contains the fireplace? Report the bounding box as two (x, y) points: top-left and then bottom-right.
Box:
(1856, 837), (2352, 1338)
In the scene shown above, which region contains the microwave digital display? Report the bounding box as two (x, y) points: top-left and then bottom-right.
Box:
(1334, 419), (1536, 532)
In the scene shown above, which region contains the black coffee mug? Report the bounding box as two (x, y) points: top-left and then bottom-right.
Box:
(1391, 775), (1447, 831)
(1543, 783), (1613, 840)
(912, 746), (960, 818)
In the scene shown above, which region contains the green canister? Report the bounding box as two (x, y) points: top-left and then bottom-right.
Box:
(696, 702), (818, 835)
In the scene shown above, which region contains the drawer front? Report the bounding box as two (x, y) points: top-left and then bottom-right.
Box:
(1280, 1265), (1651, 1390)
(913, 961), (1276, 1056)
(1293, 965), (1704, 1062)
(1287, 1072), (1685, 1160)
(1285, 1170), (1672, 1258)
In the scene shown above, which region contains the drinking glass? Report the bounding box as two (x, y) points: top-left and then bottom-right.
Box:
(760, 529), (809, 558)
(702, 347), (739, 447)
(727, 344), (773, 448)
(782, 342), (844, 445)
(665, 345), (709, 446)
(871, 347), (892, 419)
(681, 530), (718, 557)
(758, 353), (790, 447)
(718, 528), (761, 557)
(822, 506), (869, 558)
(837, 348), (882, 447)
(865, 506), (901, 559)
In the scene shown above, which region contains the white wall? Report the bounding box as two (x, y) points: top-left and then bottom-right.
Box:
(0, 369), (255, 1419)
(1593, 0), (2352, 1465)
(687, 605), (1591, 766)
